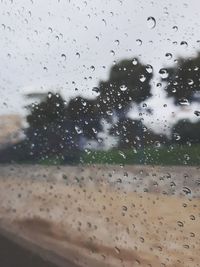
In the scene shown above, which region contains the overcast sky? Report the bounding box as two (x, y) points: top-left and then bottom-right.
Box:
(0, 0), (200, 132)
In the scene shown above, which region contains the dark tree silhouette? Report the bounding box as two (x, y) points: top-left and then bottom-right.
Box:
(66, 96), (102, 140)
(109, 118), (168, 150)
(26, 93), (71, 160)
(0, 57), (155, 163)
(172, 119), (200, 144)
(162, 53), (200, 104)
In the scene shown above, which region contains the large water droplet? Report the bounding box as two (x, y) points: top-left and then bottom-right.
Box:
(147, 16), (156, 29)
(145, 64), (153, 73)
(132, 58), (138, 65)
(172, 26), (178, 32)
(120, 85), (127, 91)
(159, 68), (169, 79)
(110, 50), (115, 56)
(194, 110), (200, 116)
(180, 41), (188, 48)
(90, 65), (95, 71)
(187, 79), (194, 85)
(136, 39), (142, 46)
(61, 53), (66, 60)
(182, 186), (191, 195)
(179, 98), (189, 106)
(75, 126), (83, 134)
(165, 53), (172, 60)
(139, 74), (146, 82)
(76, 52), (80, 58)
(92, 87), (100, 96)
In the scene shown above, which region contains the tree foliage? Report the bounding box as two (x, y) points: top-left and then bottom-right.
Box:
(162, 53), (200, 104)
(97, 58), (153, 116)
(172, 119), (200, 144)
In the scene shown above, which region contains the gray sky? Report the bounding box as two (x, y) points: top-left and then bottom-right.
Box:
(0, 0), (200, 132)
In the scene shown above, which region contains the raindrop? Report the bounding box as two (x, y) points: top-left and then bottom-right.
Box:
(76, 52), (80, 58)
(182, 186), (191, 195)
(119, 151), (126, 159)
(139, 75), (146, 82)
(120, 85), (127, 91)
(90, 65), (95, 71)
(102, 19), (107, 26)
(174, 133), (181, 141)
(106, 110), (113, 116)
(155, 141), (161, 148)
(159, 68), (169, 79)
(179, 98), (189, 106)
(145, 64), (153, 73)
(61, 53), (66, 60)
(165, 53), (172, 60)
(172, 26), (178, 32)
(122, 206), (127, 211)
(92, 87), (100, 96)
(189, 215), (195, 220)
(75, 126), (83, 134)
(194, 110), (200, 116)
(132, 58), (138, 65)
(136, 39), (142, 46)
(187, 79), (194, 85)
(110, 50), (115, 56)
(157, 83), (162, 88)
(180, 41), (188, 48)
(114, 247), (120, 254)
(147, 16), (156, 29)
(177, 221), (184, 227)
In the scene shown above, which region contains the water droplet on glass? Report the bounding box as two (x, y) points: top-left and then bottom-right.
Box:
(132, 58), (138, 65)
(187, 79), (194, 85)
(114, 39), (120, 45)
(61, 53), (66, 60)
(136, 39), (142, 46)
(147, 16), (156, 29)
(76, 52), (80, 58)
(92, 87), (100, 96)
(120, 85), (127, 91)
(102, 19), (107, 26)
(159, 68), (169, 79)
(179, 98), (189, 106)
(182, 186), (191, 195)
(177, 221), (184, 227)
(165, 53), (172, 60)
(90, 65), (95, 71)
(194, 110), (200, 116)
(110, 50), (115, 56)
(139, 75), (146, 82)
(114, 247), (120, 254)
(75, 126), (83, 134)
(106, 110), (113, 116)
(180, 41), (188, 48)
(119, 151), (126, 159)
(172, 26), (178, 32)
(145, 64), (153, 73)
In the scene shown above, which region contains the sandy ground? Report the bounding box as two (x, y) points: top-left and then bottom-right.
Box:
(0, 164), (199, 267)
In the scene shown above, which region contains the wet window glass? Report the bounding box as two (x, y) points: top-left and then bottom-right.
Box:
(0, 0), (200, 266)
